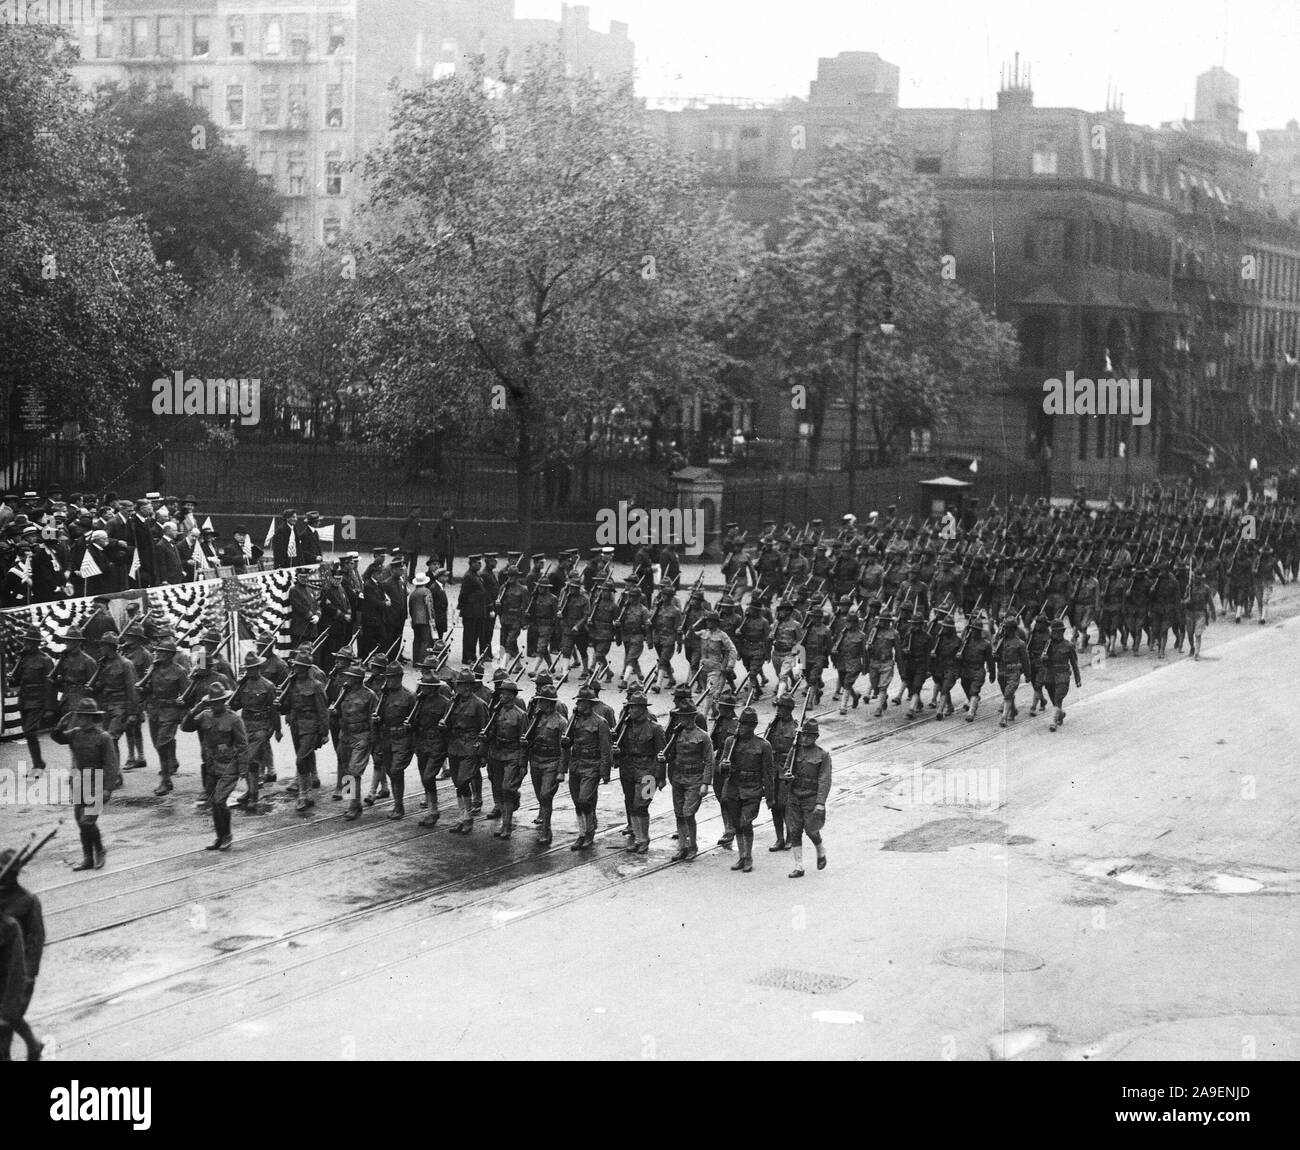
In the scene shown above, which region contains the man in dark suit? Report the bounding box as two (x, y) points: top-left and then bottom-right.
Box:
(272, 508), (299, 569)
(155, 523), (185, 584)
(126, 498), (157, 587)
(223, 525), (263, 573)
(319, 563), (353, 670)
(359, 549), (390, 658)
(299, 511), (323, 565)
(458, 554), (490, 664)
(288, 569), (319, 649)
(398, 506), (422, 581)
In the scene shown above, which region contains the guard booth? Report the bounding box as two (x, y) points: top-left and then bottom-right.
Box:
(918, 475), (972, 521)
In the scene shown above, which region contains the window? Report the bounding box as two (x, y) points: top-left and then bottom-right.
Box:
(327, 15), (345, 54)
(1031, 140), (1058, 175)
(261, 84), (280, 127)
(288, 84), (307, 129)
(325, 84), (343, 127)
(191, 82), (212, 115)
(229, 17), (244, 56)
(157, 17), (180, 57)
(263, 17), (283, 56)
(289, 14), (308, 56)
(226, 84), (244, 128)
(131, 16), (148, 57)
(97, 18), (114, 58)
(914, 156), (941, 174)
(257, 150), (277, 188)
(325, 152), (344, 196)
(192, 16), (210, 57)
(323, 217), (342, 247)
(909, 428), (932, 455)
(287, 152), (306, 195)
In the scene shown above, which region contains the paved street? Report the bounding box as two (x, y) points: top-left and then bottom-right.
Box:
(4, 579), (1297, 1061)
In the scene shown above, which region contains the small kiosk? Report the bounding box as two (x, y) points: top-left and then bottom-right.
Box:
(917, 475), (972, 520)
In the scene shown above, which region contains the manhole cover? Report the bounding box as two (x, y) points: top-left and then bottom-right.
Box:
(210, 934), (272, 953)
(752, 967), (856, 995)
(940, 944), (1043, 972)
(81, 945), (138, 963)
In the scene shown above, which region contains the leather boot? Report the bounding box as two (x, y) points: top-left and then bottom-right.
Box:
(685, 817), (699, 859)
(717, 807), (735, 847)
(635, 815), (650, 853)
(538, 802), (553, 844)
(295, 771), (314, 812)
(418, 790), (440, 827)
(387, 770), (405, 819)
(72, 825), (96, 871)
(966, 696), (980, 723)
(570, 811), (590, 850)
(496, 805), (514, 838)
(671, 819), (690, 861)
(742, 830), (754, 872)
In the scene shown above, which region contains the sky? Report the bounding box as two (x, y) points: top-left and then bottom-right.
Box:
(514, 0), (1300, 146)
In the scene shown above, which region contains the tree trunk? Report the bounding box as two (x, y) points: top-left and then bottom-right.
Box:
(805, 384), (827, 474)
(515, 404), (535, 555)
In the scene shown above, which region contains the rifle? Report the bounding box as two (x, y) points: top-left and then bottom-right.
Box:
(435, 691), (458, 732)
(0, 823), (62, 885)
(524, 562), (556, 620)
(559, 706), (579, 748)
(954, 594), (985, 659)
(779, 690), (813, 780)
(85, 649), (113, 690)
(404, 679), (441, 727)
(479, 695), (504, 739)
(230, 633), (283, 708)
(521, 698), (545, 746)
(611, 704), (631, 753)
(371, 680), (391, 724)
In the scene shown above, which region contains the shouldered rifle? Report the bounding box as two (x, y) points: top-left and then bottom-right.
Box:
(85, 649), (113, 690)
(611, 705), (631, 753)
(0, 822), (61, 885)
(479, 695), (504, 739)
(584, 578), (611, 629)
(371, 681), (391, 724)
(955, 594), (985, 659)
(435, 692), (457, 731)
(405, 680), (440, 727)
(524, 562), (555, 618)
(521, 699), (545, 746)
(560, 707), (579, 748)
(780, 691), (813, 780)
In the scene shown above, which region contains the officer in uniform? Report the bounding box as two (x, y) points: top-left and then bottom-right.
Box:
(279, 652), (329, 812)
(784, 717), (831, 878)
(721, 706), (774, 873)
(614, 690), (666, 854)
(373, 662), (415, 819)
(410, 655), (452, 826)
(666, 700), (714, 862)
(445, 670), (489, 833)
(526, 684), (567, 845)
(562, 685), (612, 851)
(50, 695), (121, 870)
(1044, 619), (1083, 732)
(12, 627), (56, 774)
(144, 638), (189, 796)
(230, 651), (280, 808)
(333, 663), (377, 820)
(486, 680), (528, 838)
(181, 683), (248, 851)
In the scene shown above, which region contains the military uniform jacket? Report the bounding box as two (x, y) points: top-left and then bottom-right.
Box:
(649, 600), (682, 643)
(736, 614), (770, 656)
(867, 626), (899, 668)
(51, 649), (97, 705)
(94, 654), (138, 707)
(233, 676), (279, 728)
(12, 650), (56, 710)
(459, 571), (489, 618)
(144, 660), (190, 713)
(618, 603), (650, 641)
(765, 716), (798, 772)
(447, 694), (489, 757)
(1044, 639), (1081, 685)
(410, 685), (451, 751)
(563, 713), (612, 777)
(618, 716), (666, 775)
(498, 582), (528, 625)
(281, 675), (329, 727)
(337, 685), (378, 735)
(529, 588), (558, 624)
(723, 733), (774, 802)
(995, 635), (1029, 677)
(486, 699), (527, 764)
(528, 710), (567, 764)
(375, 685), (416, 738)
(560, 589), (590, 633)
(803, 622), (832, 662)
(700, 631), (738, 672)
(667, 725), (714, 786)
(181, 708), (249, 776)
(588, 596), (618, 640)
(771, 616), (801, 654)
(931, 633), (961, 673)
(958, 635), (996, 678)
(50, 723), (122, 792)
(711, 714), (739, 760)
(833, 626), (866, 667)
(788, 745), (832, 804)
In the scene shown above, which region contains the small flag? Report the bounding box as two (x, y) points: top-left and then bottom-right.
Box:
(128, 548), (140, 581)
(968, 457), (979, 474)
(15, 554), (32, 586)
(78, 549), (102, 579)
(202, 516), (214, 532)
(317, 523), (335, 544)
(263, 518), (276, 551)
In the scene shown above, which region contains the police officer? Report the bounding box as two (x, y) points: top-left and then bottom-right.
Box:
(526, 684), (567, 845)
(334, 663), (377, 820)
(459, 554), (490, 664)
(784, 717), (831, 878)
(279, 651), (329, 812)
(561, 686), (612, 850)
(230, 651), (281, 808)
(721, 706), (774, 873)
(50, 696), (121, 870)
(445, 670), (489, 834)
(373, 662), (415, 819)
(181, 683), (248, 851)
(666, 700), (714, 861)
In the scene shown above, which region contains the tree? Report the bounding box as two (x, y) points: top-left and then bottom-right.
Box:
(0, 25), (182, 444)
(94, 83), (290, 287)
(355, 48), (750, 550)
(740, 138), (1018, 472)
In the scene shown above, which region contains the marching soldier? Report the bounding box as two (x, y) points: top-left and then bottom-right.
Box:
(800, 603), (832, 705)
(698, 612), (738, 718)
(50, 625), (96, 717)
(497, 565), (528, 660)
(526, 574), (559, 678)
(12, 627), (56, 775)
(1026, 614), (1052, 716)
(526, 684), (567, 845)
(361, 655), (393, 806)
(50, 696), (121, 870)
(784, 717), (831, 878)
(445, 670), (489, 834)
(586, 580), (619, 685)
(485, 680), (528, 838)
(956, 614), (996, 722)
(561, 686), (612, 851)
(614, 690), (666, 854)
(144, 639), (189, 796)
(720, 706), (775, 873)
(88, 632), (138, 774)
(710, 691), (740, 847)
(665, 699), (714, 862)
(333, 663), (377, 821)
(410, 656), (451, 826)
(832, 608), (867, 714)
(119, 623), (151, 770)
(681, 585), (709, 675)
(279, 651), (329, 812)
(769, 599), (802, 696)
(617, 586), (651, 687)
(994, 617), (1029, 726)
(230, 651), (280, 808)
(648, 581), (683, 690)
(371, 662), (415, 819)
(181, 683), (248, 851)
(866, 609), (899, 717)
(555, 574), (590, 682)
(930, 618), (961, 720)
(0, 846), (45, 1061)
(1149, 561), (1182, 659)
(764, 696), (798, 850)
(1043, 619), (1083, 732)
(735, 601), (771, 697)
(897, 605), (931, 716)
(1185, 568), (1217, 661)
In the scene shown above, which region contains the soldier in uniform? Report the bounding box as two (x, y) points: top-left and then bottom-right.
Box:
(665, 700), (714, 862)
(720, 706), (775, 873)
(496, 565), (528, 661)
(865, 609), (899, 717)
(230, 651), (280, 808)
(561, 686), (612, 850)
(50, 695), (121, 870)
(769, 599), (802, 696)
(617, 586), (650, 687)
(832, 608), (867, 714)
(143, 638), (189, 796)
(1185, 569), (1217, 661)
(181, 683), (248, 851)
(367, 662), (412, 818)
(1026, 614), (1052, 716)
(698, 612), (738, 719)
(764, 696), (797, 850)
(710, 691), (740, 847)
(681, 586), (708, 676)
(929, 618), (961, 720)
(118, 623), (151, 770)
(994, 618), (1029, 726)
(784, 717), (831, 878)
(614, 690), (666, 854)
(50, 625), (96, 717)
(555, 574), (590, 682)
(898, 605), (932, 717)
(956, 615), (996, 722)
(1149, 560), (1182, 659)
(526, 574), (559, 678)
(445, 670), (489, 834)
(360, 655), (393, 806)
(333, 663), (377, 820)
(735, 602), (771, 697)
(800, 603), (832, 705)
(11, 627), (56, 774)
(410, 656), (451, 826)
(485, 680), (528, 838)
(526, 684), (567, 845)
(1043, 619), (1083, 732)
(279, 652), (330, 812)
(586, 580), (618, 685)
(648, 581), (682, 690)
(0, 847), (45, 1061)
